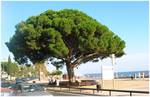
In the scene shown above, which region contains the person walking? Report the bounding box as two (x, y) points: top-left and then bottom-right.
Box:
(56, 78), (60, 86)
(96, 82), (101, 92)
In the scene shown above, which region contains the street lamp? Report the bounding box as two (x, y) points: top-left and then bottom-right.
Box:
(110, 54), (115, 89)
(101, 62), (103, 89)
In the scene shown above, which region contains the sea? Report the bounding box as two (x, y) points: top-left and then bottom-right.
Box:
(84, 70), (149, 78)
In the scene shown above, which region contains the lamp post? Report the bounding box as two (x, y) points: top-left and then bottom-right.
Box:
(101, 63), (103, 89)
(111, 54), (115, 89)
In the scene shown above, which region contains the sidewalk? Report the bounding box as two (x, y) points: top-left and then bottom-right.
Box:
(45, 86), (149, 96)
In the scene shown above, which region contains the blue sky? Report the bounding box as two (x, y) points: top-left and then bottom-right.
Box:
(1, 1), (149, 75)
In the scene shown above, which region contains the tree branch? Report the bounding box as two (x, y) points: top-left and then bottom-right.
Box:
(72, 52), (109, 68)
(72, 52), (98, 67)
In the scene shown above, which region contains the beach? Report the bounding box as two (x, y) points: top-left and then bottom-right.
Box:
(100, 78), (149, 91)
(80, 78), (149, 91)
(78, 78), (149, 96)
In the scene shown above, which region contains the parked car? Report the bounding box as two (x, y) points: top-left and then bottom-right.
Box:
(15, 83), (52, 96)
(15, 78), (23, 84)
(15, 77), (38, 84)
(1, 83), (16, 96)
(1, 82), (16, 89)
(0, 87), (16, 96)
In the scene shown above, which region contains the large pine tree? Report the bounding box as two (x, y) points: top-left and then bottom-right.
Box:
(6, 9), (125, 83)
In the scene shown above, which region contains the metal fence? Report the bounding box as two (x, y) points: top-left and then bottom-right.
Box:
(46, 85), (149, 96)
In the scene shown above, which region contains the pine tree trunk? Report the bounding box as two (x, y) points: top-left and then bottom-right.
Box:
(66, 64), (75, 86)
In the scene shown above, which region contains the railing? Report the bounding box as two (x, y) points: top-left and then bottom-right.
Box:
(45, 85), (149, 96)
